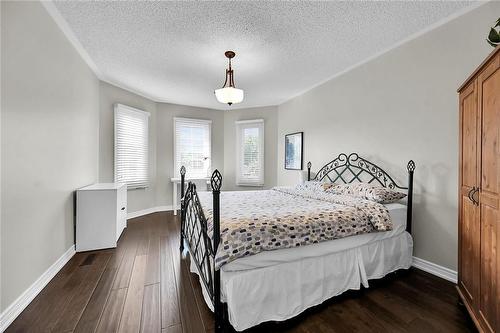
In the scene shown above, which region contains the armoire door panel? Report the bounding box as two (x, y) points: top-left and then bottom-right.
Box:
(460, 197), (480, 304)
(460, 84), (478, 188)
(479, 202), (497, 333)
(480, 57), (500, 195)
(477, 53), (499, 333)
(458, 80), (479, 308)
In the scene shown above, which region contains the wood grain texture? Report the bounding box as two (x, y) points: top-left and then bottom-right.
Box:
(163, 324), (182, 333)
(145, 219), (161, 285)
(51, 252), (111, 332)
(458, 79), (481, 316)
(32, 261), (93, 332)
(118, 255), (148, 333)
(458, 50), (499, 333)
(5, 212), (476, 333)
(160, 234), (181, 328)
(141, 283), (161, 333)
(165, 218), (205, 333)
(95, 288), (127, 333)
(477, 53), (499, 333)
(460, 198), (480, 305)
(74, 265), (117, 333)
(112, 227), (140, 290)
(460, 82), (478, 189)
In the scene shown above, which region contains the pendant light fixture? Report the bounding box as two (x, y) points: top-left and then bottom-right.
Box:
(214, 51), (244, 105)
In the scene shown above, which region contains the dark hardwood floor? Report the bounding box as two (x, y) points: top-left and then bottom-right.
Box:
(6, 212), (476, 333)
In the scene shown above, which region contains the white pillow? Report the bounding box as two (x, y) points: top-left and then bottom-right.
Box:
(295, 181), (324, 192)
(326, 183), (406, 204)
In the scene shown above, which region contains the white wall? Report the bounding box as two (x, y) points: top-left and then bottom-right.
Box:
(3, 0), (497, 316)
(155, 103), (225, 207)
(276, 1), (500, 271)
(99, 81), (158, 213)
(1, 1), (99, 311)
(223, 106), (278, 191)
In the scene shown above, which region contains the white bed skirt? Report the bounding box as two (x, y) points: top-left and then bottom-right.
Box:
(190, 231), (413, 331)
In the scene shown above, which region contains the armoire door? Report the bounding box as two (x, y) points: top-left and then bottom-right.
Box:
(477, 53), (499, 333)
(459, 80), (481, 309)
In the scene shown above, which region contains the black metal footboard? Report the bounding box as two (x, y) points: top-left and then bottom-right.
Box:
(179, 167), (224, 332)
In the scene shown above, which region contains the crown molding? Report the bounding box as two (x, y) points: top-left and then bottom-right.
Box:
(41, 1), (102, 79)
(41, 1), (165, 104)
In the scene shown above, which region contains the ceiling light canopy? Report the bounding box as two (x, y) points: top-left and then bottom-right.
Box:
(215, 51), (244, 106)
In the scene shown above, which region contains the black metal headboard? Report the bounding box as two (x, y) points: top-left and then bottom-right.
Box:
(307, 153), (416, 233)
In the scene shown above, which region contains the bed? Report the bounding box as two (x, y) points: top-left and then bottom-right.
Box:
(179, 152), (416, 332)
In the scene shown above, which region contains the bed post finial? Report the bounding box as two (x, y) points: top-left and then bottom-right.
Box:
(211, 169), (222, 192)
(210, 169), (223, 331)
(180, 166), (186, 198)
(406, 160), (415, 234)
(307, 161), (312, 181)
(179, 166), (186, 252)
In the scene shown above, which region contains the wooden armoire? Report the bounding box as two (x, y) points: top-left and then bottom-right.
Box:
(458, 45), (500, 333)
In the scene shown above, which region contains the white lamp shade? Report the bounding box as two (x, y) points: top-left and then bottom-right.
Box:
(214, 87), (244, 105)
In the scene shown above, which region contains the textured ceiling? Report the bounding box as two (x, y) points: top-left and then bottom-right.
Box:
(52, 1), (476, 110)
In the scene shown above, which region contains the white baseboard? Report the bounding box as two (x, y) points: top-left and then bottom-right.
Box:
(127, 205), (179, 219)
(0, 245), (76, 332)
(412, 256), (457, 283)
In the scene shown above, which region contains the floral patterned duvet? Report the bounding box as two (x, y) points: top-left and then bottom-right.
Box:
(197, 185), (393, 270)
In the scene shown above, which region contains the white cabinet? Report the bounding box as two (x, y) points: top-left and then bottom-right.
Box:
(76, 183), (127, 252)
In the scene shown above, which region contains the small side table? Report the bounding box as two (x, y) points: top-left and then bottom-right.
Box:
(170, 177), (210, 215)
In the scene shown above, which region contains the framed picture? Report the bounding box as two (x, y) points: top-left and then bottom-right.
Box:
(285, 132), (303, 170)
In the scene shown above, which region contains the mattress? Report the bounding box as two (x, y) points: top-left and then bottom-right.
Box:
(222, 202), (407, 272)
(198, 187), (399, 268)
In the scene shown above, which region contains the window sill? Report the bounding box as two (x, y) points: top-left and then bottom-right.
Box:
(127, 185), (149, 190)
(236, 183), (264, 187)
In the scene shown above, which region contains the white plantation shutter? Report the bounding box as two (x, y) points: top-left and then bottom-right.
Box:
(236, 119), (264, 186)
(174, 118), (211, 179)
(114, 104), (150, 188)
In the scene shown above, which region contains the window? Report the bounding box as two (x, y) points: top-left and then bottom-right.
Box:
(114, 104), (150, 188)
(236, 119), (264, 186)
(174, 118), (211, 179)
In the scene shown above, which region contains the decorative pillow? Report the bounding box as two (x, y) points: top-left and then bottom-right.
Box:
(326, 183), (406, 204)
(322, 183), (336, 191)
